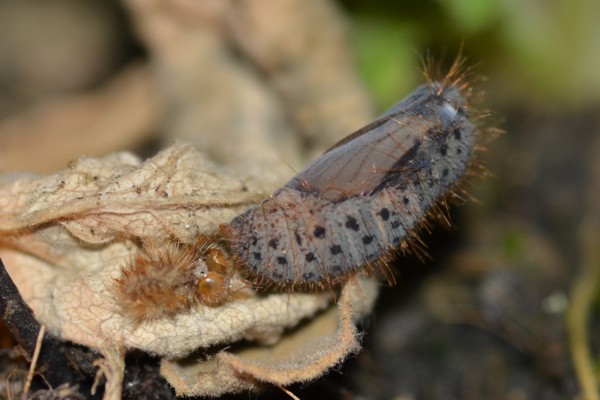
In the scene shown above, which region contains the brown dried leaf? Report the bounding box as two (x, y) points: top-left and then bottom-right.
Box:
(0, 142), (263, 243)
(161, 277), (378, 397)
(0, 142), (379, 398)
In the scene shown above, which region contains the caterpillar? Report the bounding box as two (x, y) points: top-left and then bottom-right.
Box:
(114, 236), (237, 322)
(221, 59), (482, 290)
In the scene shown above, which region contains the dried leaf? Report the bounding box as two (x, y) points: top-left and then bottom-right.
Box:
(0, 142), (379, 398)
(161, 277), (378, 397)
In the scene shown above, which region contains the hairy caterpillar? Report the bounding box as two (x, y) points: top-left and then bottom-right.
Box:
(222, 59), (483, 290)
(114, 236), (237, 322)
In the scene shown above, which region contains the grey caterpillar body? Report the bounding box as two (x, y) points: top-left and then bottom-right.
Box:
(222, 65), (478, 289)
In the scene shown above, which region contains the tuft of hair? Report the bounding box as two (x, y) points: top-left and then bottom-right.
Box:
(373, 53), (498, 286)
(113, 235), (236, 323)
(377, 52), (499, 275)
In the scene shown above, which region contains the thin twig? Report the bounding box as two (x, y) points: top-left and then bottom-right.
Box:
(278, 385), (301, 400)
(568, 221), (600, 400)
(21, 324), (46, 398)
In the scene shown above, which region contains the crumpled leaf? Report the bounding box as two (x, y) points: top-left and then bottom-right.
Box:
(0, 142), (263, 244)
(162, 276), (378, 397)
(0, 142), (379, 399)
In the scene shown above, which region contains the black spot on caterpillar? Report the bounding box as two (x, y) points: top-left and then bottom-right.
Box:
(221, 58), (483, 289)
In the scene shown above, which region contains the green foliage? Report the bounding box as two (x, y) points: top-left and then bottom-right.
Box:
(341, 0), (600, 107)
(351, 17), (419, 110)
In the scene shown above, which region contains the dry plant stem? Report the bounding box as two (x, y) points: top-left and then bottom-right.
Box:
(568, 132), (600, 400)
(91, 348), (125, 400)
(568, 224), (600, 400)
(278, 385), (301, 400)
(21, 324), (45, 398)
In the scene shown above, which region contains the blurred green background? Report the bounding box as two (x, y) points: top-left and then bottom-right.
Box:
(342, 0), (600, 111)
